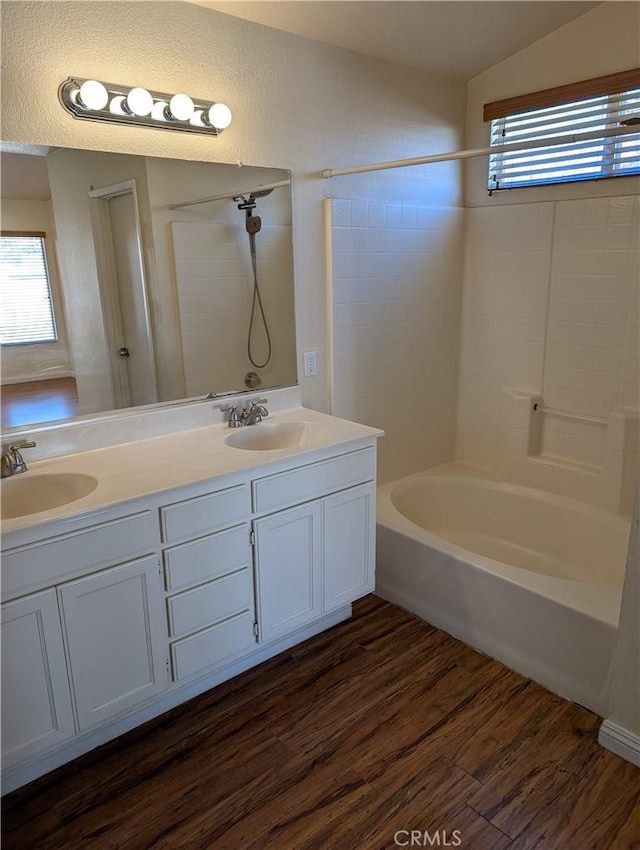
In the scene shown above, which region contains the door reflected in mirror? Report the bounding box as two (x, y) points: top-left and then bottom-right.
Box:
(0, 146), (297, 431)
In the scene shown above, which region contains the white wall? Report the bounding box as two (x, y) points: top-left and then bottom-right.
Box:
(457, 2), (640, 493)
(465, 2), (640, 209)
(457, 196), (639, 512)
(0, 198), (72, 383)
(144, 158), (296, 398)
(330, 198), (463, 484)
(1, 0), (466, 415)
(46, 148), (152, 414)
(171, 220), (296, 395)
(605, 493), (640, 743)
(460, 1), (640, 758)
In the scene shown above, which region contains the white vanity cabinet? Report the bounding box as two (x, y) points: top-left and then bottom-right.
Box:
(58, 555), (167, 731)
(1, 590), (75, 768)
(1, 419), (380, 794)
(254, 501), (323, 642)
(251, 446), (376, 642)
(323, 481), (376, 610)
(159, 483), (257, 683)
(1, 505), (166, 765)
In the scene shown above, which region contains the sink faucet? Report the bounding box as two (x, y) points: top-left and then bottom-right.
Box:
(1, 440), (37, 478)
(218, 397), (269, 428)
(242, 398), (269, 426)
(219, 403), (244, 428)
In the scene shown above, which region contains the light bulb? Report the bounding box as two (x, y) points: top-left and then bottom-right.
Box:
(151, 100), (168, 121)
(190, 110), (206, 127)
(126, 87), (153, 117)
(208, 103), (232, 129)
(168, 93), (194, 121)
(78, 79), (109, 110)
(109, 95), (127, 115)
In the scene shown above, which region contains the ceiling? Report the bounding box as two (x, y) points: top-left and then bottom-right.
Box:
(188, 0), (602, 80)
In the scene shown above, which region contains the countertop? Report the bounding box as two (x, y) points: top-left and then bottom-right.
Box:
(1, 407), (383, 538)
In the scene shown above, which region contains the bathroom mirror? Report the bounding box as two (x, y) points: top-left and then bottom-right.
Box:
(0, 145), (297, 431)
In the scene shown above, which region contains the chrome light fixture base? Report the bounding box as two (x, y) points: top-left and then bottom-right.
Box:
(58, 77), (232, 136)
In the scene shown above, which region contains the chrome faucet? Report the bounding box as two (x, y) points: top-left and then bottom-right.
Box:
(242, 398), (269, 426)
(219, 397), (269, 428)
(219, 403), (244, 428)
(1, 440), (37, 478)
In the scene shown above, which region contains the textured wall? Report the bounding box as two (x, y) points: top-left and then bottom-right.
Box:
(46, 148), (151, 414)
(1, 0), (466, 413)
(465, 2), (640, 209)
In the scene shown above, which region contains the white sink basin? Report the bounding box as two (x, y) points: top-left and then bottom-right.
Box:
(225, 421), (326, 451)
(1, 473), (98, 520)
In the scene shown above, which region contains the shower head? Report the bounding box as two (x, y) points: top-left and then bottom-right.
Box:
(249, 188), (274, 200)
(233, 187), (274, 210)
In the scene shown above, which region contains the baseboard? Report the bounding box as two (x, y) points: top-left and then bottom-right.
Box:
(1, 372), (75, 385)
(599, 719), (640, 766)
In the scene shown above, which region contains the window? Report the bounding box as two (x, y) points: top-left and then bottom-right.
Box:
(485, 68), (640, 191)
(0, 232), (58, 345)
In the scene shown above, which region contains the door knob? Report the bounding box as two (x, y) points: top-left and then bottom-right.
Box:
(118, 347), (130, 358)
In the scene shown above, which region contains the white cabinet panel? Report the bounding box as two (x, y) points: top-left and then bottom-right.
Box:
(1, 590), (75, 768)
(163, 524), (249, 592)
(323, 483), (376, 610)
(167, 568), (254, 639)
(254, 502), (323, 643)
(59, 556), (167, 730)
(160, 484), (248, 543)
(252, 447), (375, 514)
(2, 511), (157, 600)
(170, 611), (256, 682)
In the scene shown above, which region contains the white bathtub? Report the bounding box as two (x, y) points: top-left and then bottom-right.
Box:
(376, 465), (631, 715)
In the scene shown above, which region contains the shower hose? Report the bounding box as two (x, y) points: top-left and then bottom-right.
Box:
(247, 228), (272, 369)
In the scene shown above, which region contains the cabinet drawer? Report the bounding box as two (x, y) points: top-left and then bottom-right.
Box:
(252, 447), (375, 514)
(160, 484), (249, 544)
(167, 568), (254, 638)
(170, 611), (255, 681)
(163, 525), (249, 592)
(2, 512), (157, 599)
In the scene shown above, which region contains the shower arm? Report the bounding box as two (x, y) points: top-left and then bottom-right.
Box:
(169, 179), (290, 210)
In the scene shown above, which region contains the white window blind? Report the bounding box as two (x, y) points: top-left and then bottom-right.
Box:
(486, 75), (640, 191)
(0, 233), (58, 345)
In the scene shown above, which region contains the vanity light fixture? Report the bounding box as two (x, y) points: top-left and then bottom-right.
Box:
(59, 77), (232, 136)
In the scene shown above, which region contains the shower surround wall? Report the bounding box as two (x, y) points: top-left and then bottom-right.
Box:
(171, 221), (296, 396)
(329, 198), (463, 484)
(456, 195), (639, 514)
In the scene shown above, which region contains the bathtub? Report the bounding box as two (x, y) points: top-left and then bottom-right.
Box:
(376, 465), (631, 715)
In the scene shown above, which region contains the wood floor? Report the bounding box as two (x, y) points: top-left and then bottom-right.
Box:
(2, 596), (639, 850)
(1, 377), (79, 428)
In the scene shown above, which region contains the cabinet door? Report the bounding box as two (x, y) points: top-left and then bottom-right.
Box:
(323, 482), (376, 611)
(1, 590), (75, 768)
(254, 502), (322, 643)
(59, 556), (167, 731)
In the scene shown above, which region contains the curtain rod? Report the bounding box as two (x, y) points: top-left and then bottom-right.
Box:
(322, 125), (639, 178)
(169, 179), (290, 210)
